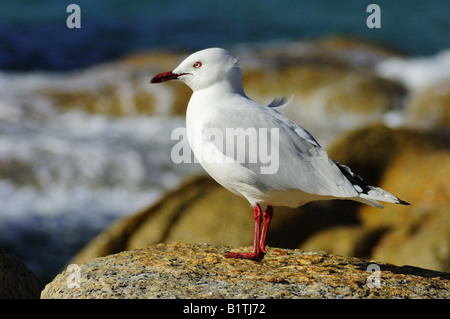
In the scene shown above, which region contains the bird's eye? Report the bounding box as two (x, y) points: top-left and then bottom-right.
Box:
(193, 61), (202, 68)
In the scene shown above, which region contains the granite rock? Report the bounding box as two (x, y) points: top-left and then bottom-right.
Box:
(42, 243), (450, 299)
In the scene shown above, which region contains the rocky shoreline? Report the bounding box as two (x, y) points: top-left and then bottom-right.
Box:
(2, 241), (449, 299)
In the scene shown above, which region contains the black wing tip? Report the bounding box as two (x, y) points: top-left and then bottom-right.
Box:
(397, 198), (411, 206)
(334, 161), (412, 206)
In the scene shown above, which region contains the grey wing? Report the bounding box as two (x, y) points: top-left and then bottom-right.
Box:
(255, 111), (359, 198)
(206, 102), (358, 198)
(256, 109), (407, 207)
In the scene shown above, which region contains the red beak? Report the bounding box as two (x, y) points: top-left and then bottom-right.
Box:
(150, 71), (188, 83)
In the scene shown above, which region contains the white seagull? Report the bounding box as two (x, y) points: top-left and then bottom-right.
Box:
(151, 48), (409, 261)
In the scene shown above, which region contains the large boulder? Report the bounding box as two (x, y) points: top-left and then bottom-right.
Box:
(42, 243), (450, 299)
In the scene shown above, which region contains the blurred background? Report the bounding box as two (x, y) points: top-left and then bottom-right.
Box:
(0, 0), (449, 284)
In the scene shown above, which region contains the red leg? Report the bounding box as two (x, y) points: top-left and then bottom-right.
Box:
(259, 205), (273, 254)
(224, 204), (266, 261)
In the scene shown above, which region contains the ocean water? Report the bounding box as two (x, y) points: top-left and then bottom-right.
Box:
(0, 0), (449, 71)
(0, 1), (449, 283)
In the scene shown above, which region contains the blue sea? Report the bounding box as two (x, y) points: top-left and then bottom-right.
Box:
(0, 0), (449, 283)
(0, 0), (449, 71)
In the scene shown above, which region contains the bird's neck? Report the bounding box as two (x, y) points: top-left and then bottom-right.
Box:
(195, 67), (247, 97)
(187, 78), (247, 125)
(210, 79), (246, 96)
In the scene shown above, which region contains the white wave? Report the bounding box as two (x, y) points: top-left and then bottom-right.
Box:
(376, 49), (450, 91)
(0, 111), (202, 221)
(0, 68), (204, 275)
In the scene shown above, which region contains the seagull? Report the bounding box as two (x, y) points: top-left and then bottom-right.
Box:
(151, 48), (409, 261)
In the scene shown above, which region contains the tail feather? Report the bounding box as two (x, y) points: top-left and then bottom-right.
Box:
(358, 186), (411, 208)
(334, 161), (411, 208)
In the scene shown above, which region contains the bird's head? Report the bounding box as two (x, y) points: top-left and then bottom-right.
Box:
(151, 48), (242, 92)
